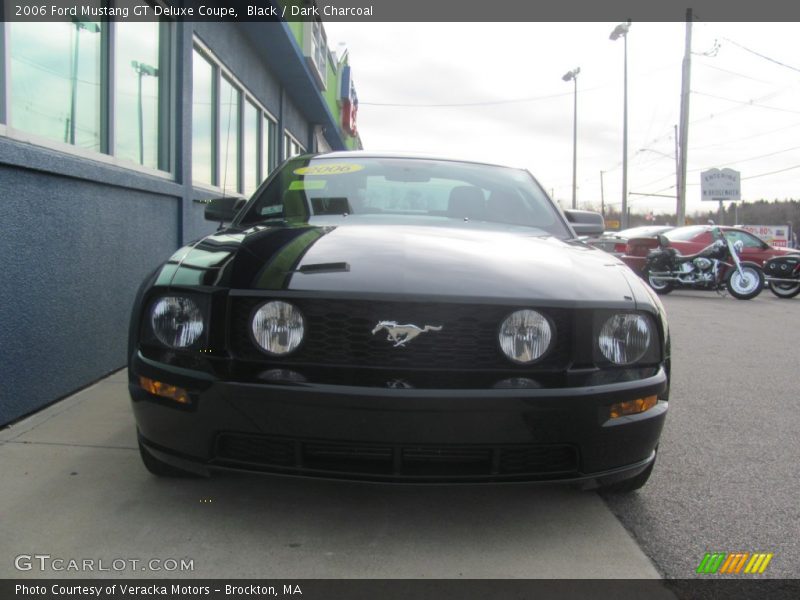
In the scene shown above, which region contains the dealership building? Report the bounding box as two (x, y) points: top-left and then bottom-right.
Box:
(0, 16), (362, 425)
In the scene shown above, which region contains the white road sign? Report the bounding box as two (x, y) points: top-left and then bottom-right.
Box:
(701, 168), (741, 201)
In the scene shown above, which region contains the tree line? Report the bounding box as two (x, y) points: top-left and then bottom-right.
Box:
(597, 199), (800, 229)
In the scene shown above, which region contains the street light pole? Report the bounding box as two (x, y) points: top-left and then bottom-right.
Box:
(132, 60), (159, 166)
(610, 20), (631, 228)
(562, 67), (580, 209)
(677, 9), (693, 227)
(600, 170), (605, 218)
(68, 20), (100, 145)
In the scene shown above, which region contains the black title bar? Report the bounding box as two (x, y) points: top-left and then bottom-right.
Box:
(4, 0), (800, 22)
(4, 579), (800, 600)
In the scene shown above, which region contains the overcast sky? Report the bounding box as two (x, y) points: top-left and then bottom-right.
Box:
(324, 22), (800, 217)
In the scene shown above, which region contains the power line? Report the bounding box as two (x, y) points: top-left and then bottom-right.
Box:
(694, 60), (783, 86)
(689, 89), (788, 126)
(723, 37), (800, 75)
(742, 164), (800, 180)
(689, 121), (800, 151)
(361, 90), (574, 108)
(360, 63), (678, 108)
(636, 163), (800, 198)
(690, 145), (800, 170)
(692, 91), (800, 115)
(632, 145), (800, 193)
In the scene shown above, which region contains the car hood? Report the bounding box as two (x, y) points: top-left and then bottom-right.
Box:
(162, 221), (640, 305)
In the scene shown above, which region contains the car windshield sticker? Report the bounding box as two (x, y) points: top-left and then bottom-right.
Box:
(294, 163), (364, 176)
(289, 180), (327, 191)
(261, 204), (283, 216)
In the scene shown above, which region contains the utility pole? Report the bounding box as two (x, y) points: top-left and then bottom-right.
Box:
(600, 170), (605, 218)
(674, 124), (680, 224)
(610, 21), (631, 228)
(622, 31), (628, 228)
(677, 9), (692, 227)
(562, 68), (580, 209)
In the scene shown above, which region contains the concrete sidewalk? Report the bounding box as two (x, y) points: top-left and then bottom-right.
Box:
(0, 370), (665, 581)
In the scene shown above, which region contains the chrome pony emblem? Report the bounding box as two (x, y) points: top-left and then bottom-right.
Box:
(371, 321), (443, 347)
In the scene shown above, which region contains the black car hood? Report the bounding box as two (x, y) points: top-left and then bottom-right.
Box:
(164, 220), (638, 305)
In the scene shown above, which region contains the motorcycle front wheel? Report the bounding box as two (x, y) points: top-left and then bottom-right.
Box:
(726, 265), (764, 300)
(767, 280), (800, 299)
(645, 268), (674, 295)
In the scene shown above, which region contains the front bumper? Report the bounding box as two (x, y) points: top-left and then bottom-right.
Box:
(130, 352), (668, 487)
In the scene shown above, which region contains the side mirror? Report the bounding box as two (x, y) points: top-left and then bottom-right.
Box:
(564, 209), (605, 237)
(201, 197), (245, 223)
(656, 234), (670, 247)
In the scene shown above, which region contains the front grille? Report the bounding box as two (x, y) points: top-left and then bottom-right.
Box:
(229, 297), (572, 371)
(215, 433), (579, 482)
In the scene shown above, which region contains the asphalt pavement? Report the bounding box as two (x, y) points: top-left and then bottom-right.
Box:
(603, 289), (800, 579)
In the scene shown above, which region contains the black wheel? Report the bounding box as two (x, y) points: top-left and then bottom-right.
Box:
(645, 268), (673, 295)
(598, 456), (655, 493)
(726, 265), (764, 300)
(139, 439), (200, 478)
(768, 280), (800, 299)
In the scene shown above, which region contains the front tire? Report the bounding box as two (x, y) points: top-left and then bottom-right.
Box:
(726, 265), (764, 300)
(767, 280), (800, 299)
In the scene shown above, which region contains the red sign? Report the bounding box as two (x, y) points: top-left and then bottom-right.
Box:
(340, 66), (358, 137)
(740, 224), (789, 247)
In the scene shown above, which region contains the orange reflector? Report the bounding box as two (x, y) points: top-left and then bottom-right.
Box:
(610, 395), (657, 419)
(139, 376), (191, 404)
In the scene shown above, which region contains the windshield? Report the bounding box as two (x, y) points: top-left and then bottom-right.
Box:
(618, 226), (671, 238)
(664, 226), (707, 241)
(239, 156), (572, 238)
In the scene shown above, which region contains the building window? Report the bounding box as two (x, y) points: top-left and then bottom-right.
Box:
(303, 20), (327, 88)
(5, 20), (171, 171)
(115, 22), (168, 170)
(243, 100), (259, 196)
(219, 75), (240, 196)
(262, 115), (276, 186)
(284, 133), (304, 159)
(311, 21), (327, 82)
(191, 42), (277, 195)
(191, 49), (215, 186)
(8, 21), (102, 150)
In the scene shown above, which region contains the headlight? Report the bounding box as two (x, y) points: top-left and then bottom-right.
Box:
(598, 314), (652, 365)
(150, 296), (204, 348)
(251, 301), (305, 356)
(498, 309), (553, 364)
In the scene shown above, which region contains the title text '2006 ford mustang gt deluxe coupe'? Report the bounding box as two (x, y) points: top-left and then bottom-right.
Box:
(129, 153), (669, 492)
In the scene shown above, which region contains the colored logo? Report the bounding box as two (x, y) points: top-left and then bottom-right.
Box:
(696, 552), (773, 575)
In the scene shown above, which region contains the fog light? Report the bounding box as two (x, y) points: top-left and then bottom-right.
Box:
(139, 376), (190, 404)
(609, 395), (657, 419)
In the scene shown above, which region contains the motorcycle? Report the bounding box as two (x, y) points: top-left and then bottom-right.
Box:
(763, 254), (800, 299)
(643, 227), (765, 300)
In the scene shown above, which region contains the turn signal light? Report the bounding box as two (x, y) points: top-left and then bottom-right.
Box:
(139, 376), (190, 404)
(609, 395), (657, 419)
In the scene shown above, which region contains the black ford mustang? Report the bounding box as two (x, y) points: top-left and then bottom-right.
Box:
(129, 152), (670, 491)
